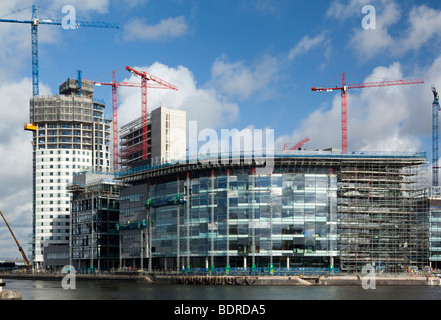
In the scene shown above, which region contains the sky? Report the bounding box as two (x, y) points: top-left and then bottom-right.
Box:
(0, 0), (440, 259)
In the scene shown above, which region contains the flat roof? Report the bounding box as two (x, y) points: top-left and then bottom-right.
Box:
(116, 150), (427, 183)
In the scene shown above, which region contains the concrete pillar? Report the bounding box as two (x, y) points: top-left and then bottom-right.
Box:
(140, 229), (144, 271)
(244, 257), (247, 270)
(287, 257), (290, 270)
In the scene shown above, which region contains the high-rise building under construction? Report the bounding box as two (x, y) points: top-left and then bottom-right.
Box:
(28, 77), (112, 268)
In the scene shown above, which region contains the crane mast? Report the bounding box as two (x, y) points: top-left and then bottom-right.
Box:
(312, 73), (424, 153)
(433, 86), (440, 187)
(87, 72), (143, 171)
(125, 66), (178, 160)
(0, 5), (118, 96)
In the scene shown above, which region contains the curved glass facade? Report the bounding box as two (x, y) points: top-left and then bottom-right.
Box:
(118, 151), (428, 273)
(143, 172), (338, 270)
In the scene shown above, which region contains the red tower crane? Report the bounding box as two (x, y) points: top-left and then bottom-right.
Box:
(86, 71), (142, 171)
(284, 137), (310, 152)
(126, 66), (178, 160)
(311, 73), (424, 154)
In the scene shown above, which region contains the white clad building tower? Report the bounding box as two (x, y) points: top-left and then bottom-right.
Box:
(28, 77), (112, 268)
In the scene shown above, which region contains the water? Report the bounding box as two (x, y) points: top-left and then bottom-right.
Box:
(4, 278), (441, 300)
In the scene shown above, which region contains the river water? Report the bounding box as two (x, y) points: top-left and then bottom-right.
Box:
(4, 278), (441, 300)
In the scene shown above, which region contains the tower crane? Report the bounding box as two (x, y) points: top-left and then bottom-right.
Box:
(126, 66), (178, 160)
(0, 5), (118, 96)
(0, 210), (32, 269)
(311, 73), (424, 154)
(433, 86), (440, 187)
(284, 137), (310, 152)
(86, 71), (144, 171)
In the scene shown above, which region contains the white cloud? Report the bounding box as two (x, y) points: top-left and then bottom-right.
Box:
(327, 0), (378, 20)
(122, 16), (188, 42)
(0, 77), (51, 259)
(117, 62), (239, 130)
(397, 5), (441, 54)
(328, 1), (441, 60)
(288, 34), (326, 60)
(49, 0), (110, 14)
(209, 54), (280, 100)
(278, 61), (431, 153)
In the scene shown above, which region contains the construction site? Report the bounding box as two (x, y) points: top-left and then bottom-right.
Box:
(114, 150), (428, 274)
(0, 5), (440, 276)
(67, 172), (124, 271)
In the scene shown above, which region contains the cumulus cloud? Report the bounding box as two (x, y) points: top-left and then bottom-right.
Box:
(277, 61), (433, 153)
(117, 62), (240, 131)
(327, 0), (441, 60)
(209, 54), (280, 100)
(0, 77), (51, 259)
(122, 16), (188, 42)
(397, 5), (441, 54)
(348, 1), (401, 59)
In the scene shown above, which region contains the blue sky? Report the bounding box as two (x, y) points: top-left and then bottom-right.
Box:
(0, 0), (440, 259)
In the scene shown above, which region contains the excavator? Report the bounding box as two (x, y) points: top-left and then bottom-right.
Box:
(0, 210), (32, 269)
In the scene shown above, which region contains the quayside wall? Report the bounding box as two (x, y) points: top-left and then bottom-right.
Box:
(1, 273), (440, 286)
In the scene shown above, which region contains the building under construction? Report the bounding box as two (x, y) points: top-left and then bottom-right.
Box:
(119, 107), (186, 169)
(28, 76), (112, 268)
(115, 150), (428, 273)
(67, 172), (124, 271)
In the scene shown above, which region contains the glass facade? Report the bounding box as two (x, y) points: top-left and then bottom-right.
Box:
(122, 172), (338, 270)
(69, 174), (121, 271)
(426, 187), (441, 269)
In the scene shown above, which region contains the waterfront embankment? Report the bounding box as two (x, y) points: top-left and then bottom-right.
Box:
(1, 272), (440, 286)
(0, 272), (153, 283)
(155, 274), (441, 286)
(0, 278), (21, 300)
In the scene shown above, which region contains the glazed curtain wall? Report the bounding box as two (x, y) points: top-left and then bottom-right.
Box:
(149, 173), (338, 267)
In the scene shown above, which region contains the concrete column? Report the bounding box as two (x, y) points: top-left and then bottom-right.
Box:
(140, 228), (144, 271)
(244, 257), (247, 270)
(287, 257), (290, 270)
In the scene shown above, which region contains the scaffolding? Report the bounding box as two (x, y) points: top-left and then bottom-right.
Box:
(116, 151), (429, 273)
(119, 116), (151, 168)
(337, 157), (428, 273)
(67, 174), (126, 271)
